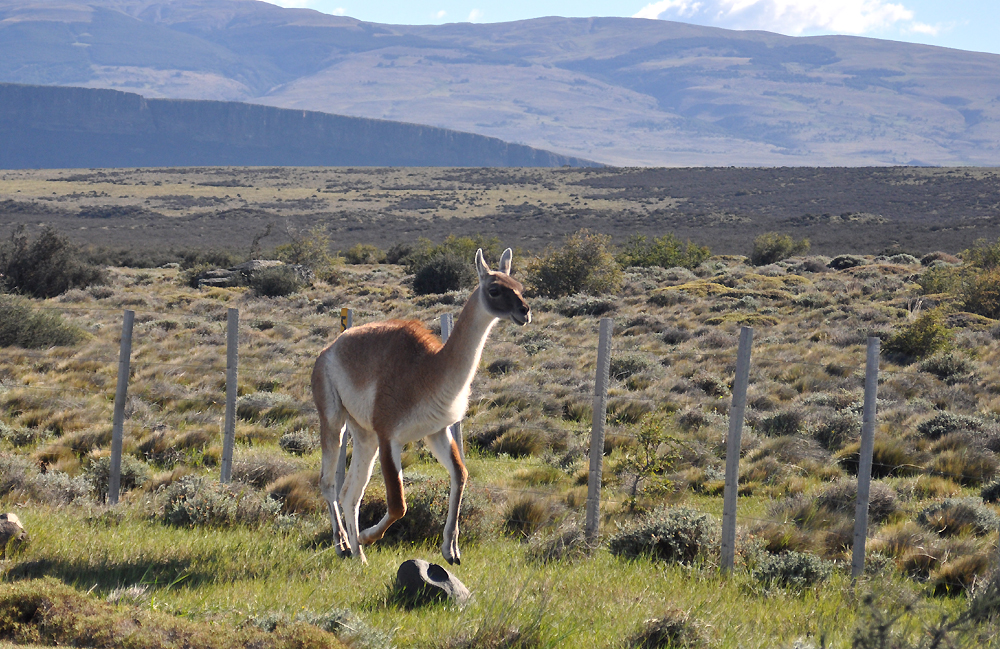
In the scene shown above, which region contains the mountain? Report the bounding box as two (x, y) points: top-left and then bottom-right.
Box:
(0, 83), (596, 168)
(1, 0), (999, 166)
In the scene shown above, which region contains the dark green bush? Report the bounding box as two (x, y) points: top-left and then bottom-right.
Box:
(883, 311), (953, 360)
(963, 237), (1000, 269)
(828, 255), (867, 270)
(556, 295), (617, 317)
(412, 253), (471, 295)
(962, 267), (1000, 319)
(527, 229), (622, 298)
(610, 354), (651, 381)
(916, 412), (984, 440)
(616, 234), (710, 270)
(0, 226), (106, 298)
(278, 430), (320, 456)
(86, 455), (150, 501)
(837, 437), (921, 478)
(749, 232), (809, 266)
(752, 551), (833, 588)
(919, 352), (974, 381)
(357, 479), (494, 546)
(250, 265), (305, 297)
(0, 296), (83, 349)
(813, 412), (860, 451)
(757, 411), (804, 437)
(608, 507), (717, 563)
(626, 608), (710, 649)
(917, 265), (964, 295)
(917, 498), (1000, 536)
(162, 475), (280, 527)
(981, 480), (1000, 504)
(403, 235), (501, 277)
(343, 243), (386, 264)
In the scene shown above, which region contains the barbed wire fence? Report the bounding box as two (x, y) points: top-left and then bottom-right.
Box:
(2, 301), (998, 588)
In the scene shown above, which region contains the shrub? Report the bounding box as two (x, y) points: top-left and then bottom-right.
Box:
(279, 430), (320, 455)
(343, 243), (386, 264)
(250, 265), (304, 297)
(412, 253), (471, 295)
(962, 267), (1000, 318)
(267, 471), (323, 516)
(86, 455), (150, 501)
(931, 553), (993, 596)
(502, 495), (560, 539)
(626, 608), (710, 649)
(828, 254), (867, 270)
(162, 475), (280, 527)
(237, 392), (299, 425)
(357, 479), (494, 546)
(813, 412), (860, 451)
(610, 354), (651, 381)
(555, 295), (617, 317)
(757, 410), (804, 437)
(231, 451), (300, 488)
(919, 352), (974, 381)
(526, 520), (592, 564)
(917, 265), (964, 294)
(749, 232), (809, 266)
(981, 480), (1000, 504)
(916, 412), (984, 440)
(490, 429), (546, 458)
(752, 551), (833, 589)
(837, 437), (921, 478)
(817, 478), (899, 522)
(964, 236), (1000, 269)
(0, 225), (106, 298)
(916, 498), (1000, 536)
(616, 234), (710, 270)
(929, 448), (997, 485)
(608, 507), (717, 563)
(526, 229), (622, 297)
(273, 225), (341, 281)
(0, 296), (84, 348)
(883, 311), (953, 360)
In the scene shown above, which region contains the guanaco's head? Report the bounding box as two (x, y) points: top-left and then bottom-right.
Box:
(476, 248), (531, 326)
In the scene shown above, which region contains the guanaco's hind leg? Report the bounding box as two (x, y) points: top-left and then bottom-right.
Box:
(358, 438), (407, 548)
(313, 364), (351, 558)
(425, 427), (468, 565)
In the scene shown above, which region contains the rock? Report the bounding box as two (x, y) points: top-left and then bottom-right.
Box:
(231, 260), (284, 274)
(394, 559), (471, 607)
(0, 512), (29, 556)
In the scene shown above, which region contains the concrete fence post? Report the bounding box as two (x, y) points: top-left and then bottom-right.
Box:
(585, 318), (614, 544)
(108, 309), (135, 505)
(852, 337), (881, 582)
(720, 326), (754, 573)
(220, 307), (239, 483)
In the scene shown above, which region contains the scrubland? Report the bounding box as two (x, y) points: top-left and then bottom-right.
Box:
(2, 227), (1000, 648)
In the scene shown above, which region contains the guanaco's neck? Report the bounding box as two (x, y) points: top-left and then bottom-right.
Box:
(433, 287), (498, 397)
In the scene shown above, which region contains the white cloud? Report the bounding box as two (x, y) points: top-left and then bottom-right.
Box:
(468, 9), (483, 22)
(436, 10), (447, 19)
(333, 7), (346, 15)
(633, 0), (923, 36)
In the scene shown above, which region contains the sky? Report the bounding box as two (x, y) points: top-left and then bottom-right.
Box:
(260, 0), (1000, 56)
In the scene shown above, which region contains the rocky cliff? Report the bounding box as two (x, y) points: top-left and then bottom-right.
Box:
(0, 83), (597, 169)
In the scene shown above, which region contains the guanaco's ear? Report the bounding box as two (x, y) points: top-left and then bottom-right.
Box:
(475, 248), (490, 283)
(498, 248), (512, 275)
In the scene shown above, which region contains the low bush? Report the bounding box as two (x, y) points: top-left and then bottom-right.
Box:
(267, 471), (323, 516)
(231, 451), (300, 489)
(916, 411), (984, 440)
(749, 232), (809, 266)
(916, 498), (1000, 537)
(0, 225), (106, 298)
(616, 234), (710, 270)
(250, 265), (305, 297)
(757, 410), (804, 437)
(961, 267), (1000, 319)
(0, 296), (84, 348)
(929, 448), (997, 485)
(813, 412), (860, 451)
(279, 430), (320, 455)
(412, 253), (471, 295)
(502, 494), (560, 539)
(931, 553), (993, 596)
(608, 507), (717, 563)
(626, 608), (710, 649)
(86, 455), (150, 501)
(883, 311), (953, 360)
(162, 475), (280, 527)
(981, 480), (1000, 503)
(610, 354), (651, 381)
(919, 352), (974, 381)
(526, 520), (592, 564)
(526, 229), (622, 297)
(828, 254), (867, 270)
(490, 428), (546, 458)
(357, 479), (494, 546)
(752, 551), (833, 589)
(555, 295), (617, 317)
(817, 478), (899, 522)
(838, 437), (921, 478)
(343, 243), (385, 264)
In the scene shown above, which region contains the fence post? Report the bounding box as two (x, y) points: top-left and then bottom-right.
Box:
(852, 337), (881, 582)
(107, 309), (135, 505)
(585, 317), (613, 544)
(334, 309), (354, 498)
(440, 313), (465, 459)
(220, 308), (239, 484)
(720, 326), (753, 573)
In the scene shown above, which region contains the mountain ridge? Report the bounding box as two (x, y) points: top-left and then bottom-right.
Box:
(1, 1), (999, 166)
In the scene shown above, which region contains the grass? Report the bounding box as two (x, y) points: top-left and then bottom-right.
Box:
(3, 235), (1000, 646)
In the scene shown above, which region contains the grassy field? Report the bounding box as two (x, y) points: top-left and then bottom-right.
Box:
(2, 171), (1000, 647)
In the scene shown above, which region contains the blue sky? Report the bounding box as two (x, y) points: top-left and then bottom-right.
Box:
(262, 0), (1000, 56)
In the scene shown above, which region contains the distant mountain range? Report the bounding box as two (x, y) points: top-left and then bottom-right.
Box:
(1, 0), (999, 166)
(0, 83), (594, 168)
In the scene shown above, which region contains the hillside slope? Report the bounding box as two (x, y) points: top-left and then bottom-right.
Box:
(1, 0), (999, 165)
(0, 83), (595, 168)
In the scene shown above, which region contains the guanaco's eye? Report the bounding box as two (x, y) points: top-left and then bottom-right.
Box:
(488, 286), (501, 298)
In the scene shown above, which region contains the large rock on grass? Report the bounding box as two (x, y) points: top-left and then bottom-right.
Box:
(395, 559), (471, 607)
